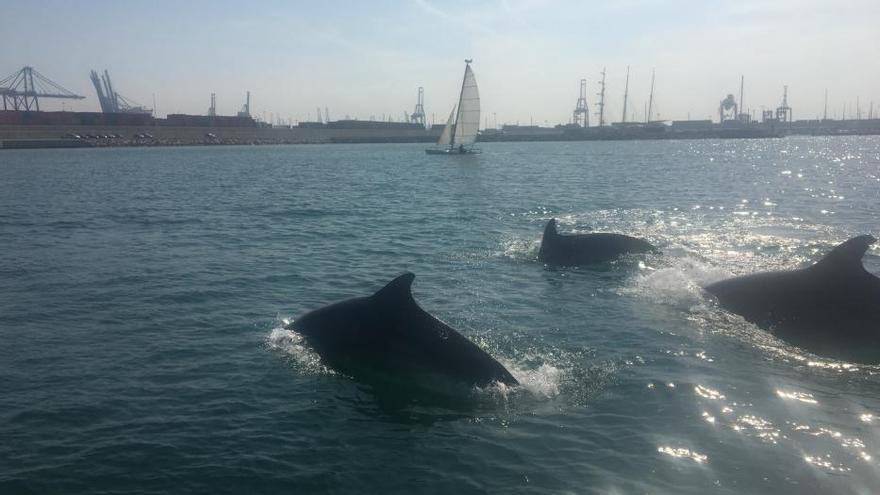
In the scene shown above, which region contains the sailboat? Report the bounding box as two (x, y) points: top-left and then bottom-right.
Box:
(426, 60), (480, 154)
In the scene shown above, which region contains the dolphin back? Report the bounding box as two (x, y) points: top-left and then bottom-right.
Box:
(539, 218), (655, 265)
(291, 273), (519, 387)
(705, 235), (880, 363)
(369, 273), (519, 386)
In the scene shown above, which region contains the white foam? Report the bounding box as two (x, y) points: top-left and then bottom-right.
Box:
(508, 362), (563, 398)
(265, 322), (331, 375)
(625, 257), (729, 309)
(269, 317), (591, 404)
(474, 358), (564, 402)
(500, 237), (541, 260)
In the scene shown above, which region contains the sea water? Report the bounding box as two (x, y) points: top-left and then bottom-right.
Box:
(1, 138), (879, 493)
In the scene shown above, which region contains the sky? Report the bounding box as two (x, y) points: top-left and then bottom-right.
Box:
(1, 0), (878, 126)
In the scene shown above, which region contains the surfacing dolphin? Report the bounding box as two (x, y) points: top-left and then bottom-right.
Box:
(704, 235), (880, 363)
(538, 218), (655, 266)
(288, 273), (518, 387)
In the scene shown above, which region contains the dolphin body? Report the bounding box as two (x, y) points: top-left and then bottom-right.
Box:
(704, 235), (880, 363)
(538, 218), (655, 266)
(287, 273), (518, 387)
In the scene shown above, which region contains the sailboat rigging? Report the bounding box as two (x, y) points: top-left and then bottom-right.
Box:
(426, 60), (480, 155)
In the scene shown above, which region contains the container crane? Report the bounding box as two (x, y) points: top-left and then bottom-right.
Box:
(0, 66), (85, 111)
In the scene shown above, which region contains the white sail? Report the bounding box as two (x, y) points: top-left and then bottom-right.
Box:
(453, 64), (480, 146)
(437, 106), (456, 146)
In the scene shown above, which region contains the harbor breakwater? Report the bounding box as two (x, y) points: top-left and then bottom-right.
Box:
(0, 124), (444, 149)
(2, 117), (880, 149)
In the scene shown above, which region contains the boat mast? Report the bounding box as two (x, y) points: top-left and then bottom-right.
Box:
(647, 68), (655, 123)
(823, 88), (828, 121)
(450, 59), (472, 149)
(448, 104), (458, 148)
(596, 67), (606, 127)
(621, 65), (630, 124)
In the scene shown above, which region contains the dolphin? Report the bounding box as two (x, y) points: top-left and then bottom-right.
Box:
(538, 218), (655, 266)
(287, 273), (518, 387)
(704, 235), (880, 363)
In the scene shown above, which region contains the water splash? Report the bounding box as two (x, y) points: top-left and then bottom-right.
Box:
(623, 256), (728, 309)
(499, 236), (541, 261)
(268, 319), (567, 405)
(265, 319), (332, 375)
(502, 361), (563, 398)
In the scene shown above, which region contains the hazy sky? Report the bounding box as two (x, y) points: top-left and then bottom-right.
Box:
(2, 0), (878, 125)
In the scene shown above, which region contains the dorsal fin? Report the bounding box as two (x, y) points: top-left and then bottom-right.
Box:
(544, 218), (558, 238)
(372, 272), (416, 305)
(813, 235), (876, 273)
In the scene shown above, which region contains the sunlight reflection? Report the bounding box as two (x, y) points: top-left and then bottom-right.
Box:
(734, 415), (781, 444)
(694, 385), (725, 400)
(658, 446), (708, 464)
(806, 360), (858, 372)
(804, 454), (851, 472)
(840, 436), (865, 449)
(787, 422), (867, 455)
(776, 390), (818, 404)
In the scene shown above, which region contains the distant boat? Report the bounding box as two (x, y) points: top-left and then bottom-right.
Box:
(426, 60), (480, 155)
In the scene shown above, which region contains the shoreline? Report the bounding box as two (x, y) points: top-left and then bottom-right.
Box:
(2, 123), (878, 150)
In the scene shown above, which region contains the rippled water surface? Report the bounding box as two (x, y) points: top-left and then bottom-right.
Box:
(2, 138), (879, 494)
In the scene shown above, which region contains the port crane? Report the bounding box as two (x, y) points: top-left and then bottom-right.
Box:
(90, 69), (150, 114)
(410, 87), (426, 126)
(0, 66), (85, 111)
(776, 86), (792, 123)
(572, 79), (589, 127)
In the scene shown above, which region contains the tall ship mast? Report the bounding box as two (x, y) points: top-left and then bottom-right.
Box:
(596, 68), (606, 127)
(621, 65), (630, 124)
(647, 69), (655, 123)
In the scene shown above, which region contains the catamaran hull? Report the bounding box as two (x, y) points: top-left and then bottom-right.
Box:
(425, 148), (481, 155)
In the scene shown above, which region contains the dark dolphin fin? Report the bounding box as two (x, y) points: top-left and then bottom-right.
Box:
(813, 235), (876, 274)
(544, 218), (558, 238)
(371, 272), (416, 306)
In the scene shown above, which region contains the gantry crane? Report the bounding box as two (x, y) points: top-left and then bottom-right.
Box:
(0, 66), (85, 111)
